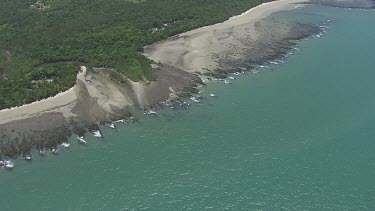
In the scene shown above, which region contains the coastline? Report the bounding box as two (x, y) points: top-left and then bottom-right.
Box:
(2, 3), (375, 209)
(143, 0), (309, 75)
(0, 0), (318, 158)
(0, 79), (78, 125)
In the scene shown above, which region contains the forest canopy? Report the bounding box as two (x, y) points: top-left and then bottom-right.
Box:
(0, 0), (270, 109)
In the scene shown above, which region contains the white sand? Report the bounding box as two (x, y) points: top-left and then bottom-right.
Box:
(143, 0), (308, 73)
(0, 65), (140, 125)
(0, 85), (78, 125)
(0, 68), (90, 125)
(0, 0), (309, 125)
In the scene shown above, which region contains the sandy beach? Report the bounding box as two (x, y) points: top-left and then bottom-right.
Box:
(0, 0), (317, 156)
(0, 0), (308, 127)
(0, 67), (101, 125)
(0, 77), (78, 125)
(143, 0), (308, 74)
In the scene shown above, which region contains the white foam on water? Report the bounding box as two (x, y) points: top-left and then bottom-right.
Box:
(270, 61), (279, 65)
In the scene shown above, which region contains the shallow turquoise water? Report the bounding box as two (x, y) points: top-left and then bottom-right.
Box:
(1, 5), (375, 211)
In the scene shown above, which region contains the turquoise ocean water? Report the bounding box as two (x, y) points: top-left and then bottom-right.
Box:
(1, 5), (375, 210)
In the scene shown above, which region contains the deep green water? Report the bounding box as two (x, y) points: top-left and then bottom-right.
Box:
(1, 5), (375, 211)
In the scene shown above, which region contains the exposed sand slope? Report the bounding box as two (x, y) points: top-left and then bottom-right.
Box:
(0, 0), (312, 128)
(0, 66), (135, 126)
(131, 63), (201, 106)
(1, 0), (320, 156)
(0, 0), (310, 128)
(143, 0), (308, 74)
(72, 67), (135, 123)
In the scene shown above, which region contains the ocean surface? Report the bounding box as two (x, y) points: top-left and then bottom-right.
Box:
(1, 5), (375, 211)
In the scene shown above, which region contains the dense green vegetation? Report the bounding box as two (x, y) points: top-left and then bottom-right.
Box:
(0, 0), (270, 109)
